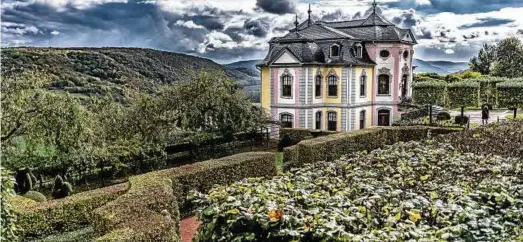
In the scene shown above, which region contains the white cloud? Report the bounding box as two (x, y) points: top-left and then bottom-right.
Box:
(175, 20), (205, 29)
(445, 49), (455, 54)
(51, 30), (60, 35)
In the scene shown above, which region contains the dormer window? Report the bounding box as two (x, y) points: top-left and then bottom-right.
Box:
(330, 44), (340, 57)
(354, 43), (363, 58)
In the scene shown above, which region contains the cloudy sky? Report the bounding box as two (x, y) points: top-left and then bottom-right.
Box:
(2, 0), (523, 63)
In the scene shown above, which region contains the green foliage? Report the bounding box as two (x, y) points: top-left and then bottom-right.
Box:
(413, 73), (443, 83)
(283, 127), (461, 170)
(492, 37), (523, 78)
(190, 141), (523, 241)
(436, 111), (451, 120)
(14, 183), (128, 238)
(92, 152), (276, 242)
(14, 168), (34, 194)
(1, 167), (19, 241)
(447, 81), (480, 108)
(23, 191), (47, 203)
(412, 80), (447, 106)
(444, 74), (463, 83)
(497, 80), (523, 109)
(51, 175), (74, 199)
(458, 70), (483, 79)
(469, 43), (497, 75)
(439, 120), (523, 159)
(279, 128), (337, 146)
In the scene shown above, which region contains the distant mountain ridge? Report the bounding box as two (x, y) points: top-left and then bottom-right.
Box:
(226, 59), (469, 76)
(413, 59), (469, 74)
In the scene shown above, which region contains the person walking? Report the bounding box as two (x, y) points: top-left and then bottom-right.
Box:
(482, 104), (490, 125)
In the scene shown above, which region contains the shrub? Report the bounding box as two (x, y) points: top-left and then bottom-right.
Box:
(279, 128), (312, 145)
(438, 120), (523, 159)
(23, 191), (47, 202)
(1, 167), (19, 241)
(191, 141), (523, 241)
(92, 152), (277, 241)
(412, 81), (446, 106)
(14, 168), (35, 195)
(436, 111), (451, 121)
(497, 80), (523, 109)
(51, 175), (74, 199)
(455, 115), (469, 125)
(447, 81), (480, 108)
(14, 183), (128, 238)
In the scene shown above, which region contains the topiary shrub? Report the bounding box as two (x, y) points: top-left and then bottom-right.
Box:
(14, 168), (34, 195)
(412, 80), (447, 106)
(437, 111), (451, 121)
(278, 134), (292, 152)
(51, 175), (73, 199)
(23, 191), (47, 203)
(455, 115), (469, 125)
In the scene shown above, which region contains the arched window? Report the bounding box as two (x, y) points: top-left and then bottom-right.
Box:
(403, 50), (409, 59)
(327, 75), (338, 97)
(360, 74), (367, 97)
(331, 45), (340, 57)
(378, 109), (391, 126)
(354, 43), (363, 58)
(315, 111), (322, 130)
(280, 113), (293, 128)
(401, 74), (408, 98)
(359, 110), (366, 129)
(378, 74), (390, 95)
(327, 111), (337, 131)
(315, 74), (322, 98)
(281, 72), (292, 98)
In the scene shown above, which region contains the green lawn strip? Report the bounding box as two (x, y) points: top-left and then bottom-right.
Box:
(275, 152), (283, 175)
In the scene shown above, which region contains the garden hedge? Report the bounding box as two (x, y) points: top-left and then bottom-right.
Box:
(14, 182), (128, 238)
(497, 80), (523, 109)
(412, 80), (446, 106)
(92, 152), (277, 242)
(283, 126), (462, 170)
(279, 128), (337, 145)
(447, 81), (480, 108)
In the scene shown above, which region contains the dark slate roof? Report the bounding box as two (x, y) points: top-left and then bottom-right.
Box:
(260, 9), (416, 67)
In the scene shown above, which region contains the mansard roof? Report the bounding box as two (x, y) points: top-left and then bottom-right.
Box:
(260, 3), (416, 67)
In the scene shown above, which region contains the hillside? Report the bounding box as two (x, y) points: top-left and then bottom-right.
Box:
(1, 47), (255, 101)
(413, 59), (469, 74)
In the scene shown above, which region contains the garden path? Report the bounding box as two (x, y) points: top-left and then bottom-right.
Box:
(450, 109), (513, 125)
(181, 216), (200, 242)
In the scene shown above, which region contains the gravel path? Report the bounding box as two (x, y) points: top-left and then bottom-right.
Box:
(181, 216), (200, 242)
(450, 109), (513, 125)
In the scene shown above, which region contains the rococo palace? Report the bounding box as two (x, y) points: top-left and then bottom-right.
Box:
(258, 1), (416, 132)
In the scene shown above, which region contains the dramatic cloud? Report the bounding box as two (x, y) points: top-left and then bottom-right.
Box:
(2, 0), (523, 62)
(256, 0), (296, 14)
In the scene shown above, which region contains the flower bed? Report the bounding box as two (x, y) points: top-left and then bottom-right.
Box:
(191, 141), (523, 241)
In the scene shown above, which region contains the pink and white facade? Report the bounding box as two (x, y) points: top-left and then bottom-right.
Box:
(259, 3), (416, 132)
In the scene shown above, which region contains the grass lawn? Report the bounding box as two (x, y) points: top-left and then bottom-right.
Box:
(507, 113), (523, 120)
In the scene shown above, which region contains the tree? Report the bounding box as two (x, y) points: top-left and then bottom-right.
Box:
(492, 37), (523, 78)
(469, 43), (497, 75)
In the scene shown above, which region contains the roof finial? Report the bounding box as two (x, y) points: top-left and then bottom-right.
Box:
(372, 0), (378, 14)
(294, 14), (299, 32)
(307, 4), (312, 26)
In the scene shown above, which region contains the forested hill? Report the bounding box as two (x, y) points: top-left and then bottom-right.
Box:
(1, 47), (255, 101)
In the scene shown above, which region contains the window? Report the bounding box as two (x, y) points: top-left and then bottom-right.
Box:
(280, 114), (293, 128)
(327, 75), (338, 97)
(281, 74), (292, 98)
(380, 50), (390, 58)
(355, 44), (363, 58)
(359, 110), (366, 129)
(360, 74), (366, 97)
(378, 74), (390, 95)
(315, 111), (322, 130)
(403, 50), (409, 59)
(331, 45), (340, 57)
(315, 75), (322, 98)
(327, 112), (337, 131)
(378, 110), (391, 126)
(401, 74), (408, 98)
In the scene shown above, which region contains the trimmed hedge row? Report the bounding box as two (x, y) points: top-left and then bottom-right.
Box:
(14, 183), (128, 238)
(279, 128), (337, 145)
(497, 80), (523, 108)
(447, 81), (480, 108)
(412, 81), (446, 106)
(92, 152), (277, 242)
(283, 126), (462, 170)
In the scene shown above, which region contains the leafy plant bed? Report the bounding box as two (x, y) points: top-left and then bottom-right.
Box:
(190, 141), (523, 241)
